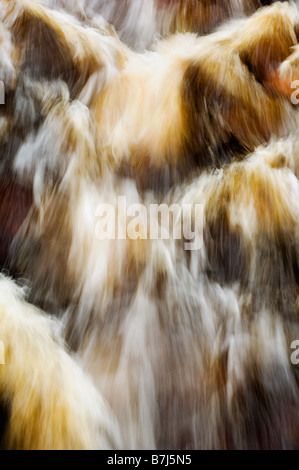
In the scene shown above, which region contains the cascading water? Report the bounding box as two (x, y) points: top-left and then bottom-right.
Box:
(0, 0), (298, 450)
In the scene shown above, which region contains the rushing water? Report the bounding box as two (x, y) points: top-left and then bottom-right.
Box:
(0, 0), (299, 449)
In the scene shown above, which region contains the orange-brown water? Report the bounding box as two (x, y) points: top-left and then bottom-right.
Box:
(0, 0), (299, 449)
